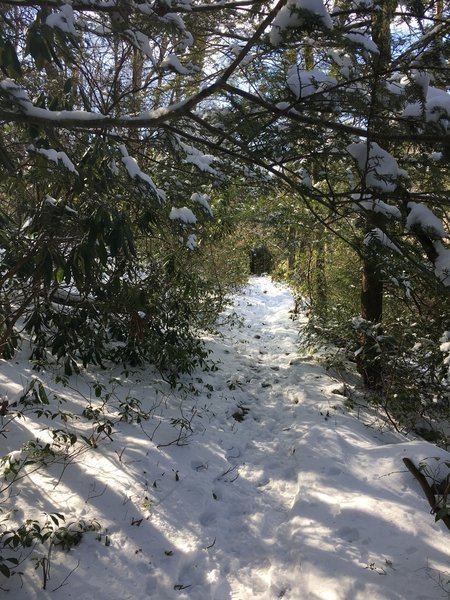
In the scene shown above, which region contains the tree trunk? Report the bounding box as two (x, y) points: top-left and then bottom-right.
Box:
(358, 0), (396, 388)
(361, 261), (382, 323)
(358, 257), (383, 388)
(314, 239), (327, 316)
(287, 225), (296, 271)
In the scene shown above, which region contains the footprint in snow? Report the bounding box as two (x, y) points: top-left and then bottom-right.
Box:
(336, 526), (360, 542)
(327, 466), (343, 476)
(199, 510), (217, 527)
(191, 460), (208, 472)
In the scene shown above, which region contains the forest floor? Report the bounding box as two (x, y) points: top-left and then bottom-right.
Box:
(1, 276), (450, 599)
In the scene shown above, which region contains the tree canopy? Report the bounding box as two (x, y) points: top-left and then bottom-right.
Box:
(1, 0), (450, 386)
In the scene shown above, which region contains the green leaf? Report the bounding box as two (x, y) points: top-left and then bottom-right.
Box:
(37, 382), (49, 405)
(0, 562), (11, 577)
(63, 77), (73, 95)
(0, 144), (14, 171)
(54, 266), (65, 283)
(25, 24), (53, 70)
(0, 38), (22, 78)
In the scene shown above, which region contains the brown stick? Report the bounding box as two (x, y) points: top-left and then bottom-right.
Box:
(402, 457), (450, 532)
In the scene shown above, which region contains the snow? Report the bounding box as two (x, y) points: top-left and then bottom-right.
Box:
(0, 79), (105, 122)
(1, 278), (449, 599)
(119, 145), (166, 202)
(299, 167), (312, 187)
(126, 30), (156, 64)
(410, 70), (431, 95)
(29, 145), (78, 174)
(347, 142), (408, 193)
(186, 234), (197, 250)
(169, 206), (197, 224)
(287, 66), (337, 100)
(161, 54), (190, 75)
(406, 202), (447, 239)
(46, 5), (77, 37)
(270, 0), (333, 46)
(344, 31), (379, 54)
(364, 228), (402, 254)
(191, 192), (213, 217)
(178, 140), (221, 176)
(352, 195), (401, 219)
(402, 85), (450, 125)
(440, 332), (450, 361)
(328, 50), (353, 79)
(433, 241), (450, 286)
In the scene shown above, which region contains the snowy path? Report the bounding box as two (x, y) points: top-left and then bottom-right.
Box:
(2, 277), (450, 600)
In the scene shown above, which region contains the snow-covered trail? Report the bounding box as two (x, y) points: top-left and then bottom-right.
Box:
(184, 277), (450, 600)
(2, 277), (450, 600)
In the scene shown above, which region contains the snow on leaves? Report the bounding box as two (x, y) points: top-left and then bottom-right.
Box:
(119, 145), (166, 202)
(402, 85), (450, 127)
(405, 203), (450, 285)
(169, 206), (197, 224)
(175, 138), (222, 177)
(270, 0), (333, 46)
(161, 53), (190, 75)
(406, 202), (448, 240)
(364, 228), (402, 255)
(0, 79), (105, 123)
(191, 193), (213, 217)
(45, 5), (78, 37)
(352, 195), (401, 219)
(287, 66), (337, 100)
(344, 31), (379, 54)
(29, 145), (78, 174)
(434, 243), (450, 287)
(347, 142), (407, 193)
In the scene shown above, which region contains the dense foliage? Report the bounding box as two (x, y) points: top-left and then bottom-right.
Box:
(0, 0), (449, 412)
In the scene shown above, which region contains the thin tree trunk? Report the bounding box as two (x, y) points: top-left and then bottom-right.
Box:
(314, 239), (327, 316)
(357, 0), (396, 388)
